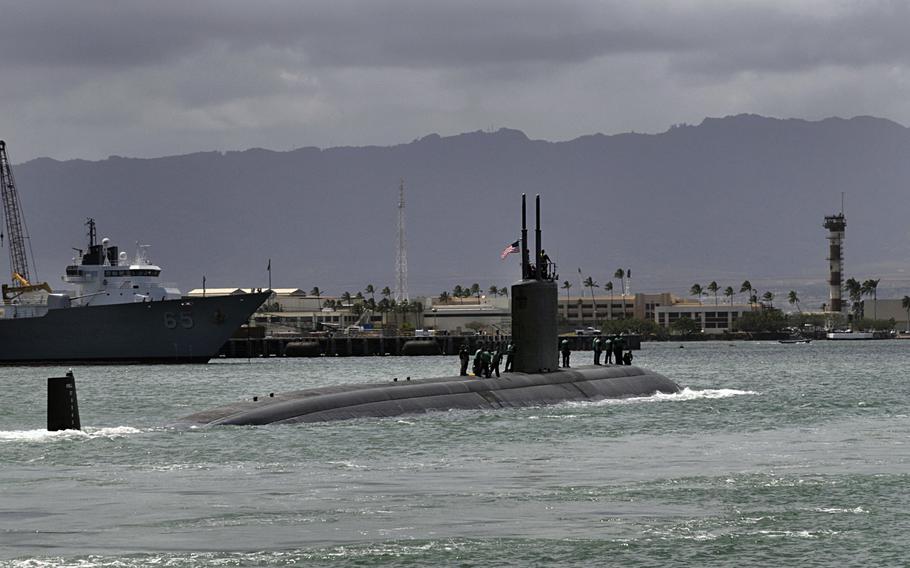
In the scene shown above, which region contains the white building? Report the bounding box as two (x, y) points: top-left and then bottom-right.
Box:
(654, 304), (753, 334)
(424, 296), (510, 334)
(860, 299), (910, 329)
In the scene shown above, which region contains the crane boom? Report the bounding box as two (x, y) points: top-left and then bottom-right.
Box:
(0, 140), (32, 285)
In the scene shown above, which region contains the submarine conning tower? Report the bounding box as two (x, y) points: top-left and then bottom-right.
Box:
(511, 194), (559, 373)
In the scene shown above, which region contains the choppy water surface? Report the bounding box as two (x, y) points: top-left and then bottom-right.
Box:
(1, 341), (908, 567)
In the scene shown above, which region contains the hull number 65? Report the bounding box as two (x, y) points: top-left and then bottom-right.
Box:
(164, 312), (194, 329)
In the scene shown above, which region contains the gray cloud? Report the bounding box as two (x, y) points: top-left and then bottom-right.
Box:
(1, 1), (910, 160)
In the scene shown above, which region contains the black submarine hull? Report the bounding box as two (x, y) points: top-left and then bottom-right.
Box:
(180, 365), (681, 425)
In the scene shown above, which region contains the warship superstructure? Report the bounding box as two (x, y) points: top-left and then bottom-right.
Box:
(0, 140), (267, 364)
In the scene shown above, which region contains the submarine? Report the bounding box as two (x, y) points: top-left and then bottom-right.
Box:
(180, 195), (680, 426)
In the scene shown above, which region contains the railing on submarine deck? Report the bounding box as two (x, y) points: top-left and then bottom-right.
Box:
(527, 260), (557, 281)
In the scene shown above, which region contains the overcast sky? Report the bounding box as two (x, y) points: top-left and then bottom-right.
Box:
(2, 0), (909, 161)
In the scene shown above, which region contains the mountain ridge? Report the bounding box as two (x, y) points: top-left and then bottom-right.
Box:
(9, 113), (910, 304)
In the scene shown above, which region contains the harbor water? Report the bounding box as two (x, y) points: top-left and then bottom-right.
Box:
(1, 341), (907, 567)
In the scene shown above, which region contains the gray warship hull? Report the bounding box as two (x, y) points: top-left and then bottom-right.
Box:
(0, 291), (269, 364)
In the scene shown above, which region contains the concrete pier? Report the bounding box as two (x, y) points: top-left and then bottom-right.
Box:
(218, 334), (641, 358)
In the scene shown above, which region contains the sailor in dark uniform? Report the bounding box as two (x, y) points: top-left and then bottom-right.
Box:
(504, 342), (514, 372)
(491, 342), (502, 377)
(539, 249), (551, 278)
(622, 351), (634, 366)
(560, 338), (571, 368)
(459, 344), (470, 376)
(612, 336), (624, 366)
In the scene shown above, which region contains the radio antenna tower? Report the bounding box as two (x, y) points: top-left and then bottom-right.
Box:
(394, 179), (409, 302)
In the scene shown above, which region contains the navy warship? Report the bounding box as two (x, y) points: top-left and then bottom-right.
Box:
(181, 194), (680, 425)
(0, 140), (268, 364)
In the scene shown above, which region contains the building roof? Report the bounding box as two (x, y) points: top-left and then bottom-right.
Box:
(270, 288), (308, 296)
(187, 287), (250, 296)
(186, 287), (327, 298)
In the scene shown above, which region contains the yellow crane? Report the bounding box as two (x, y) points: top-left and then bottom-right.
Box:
(0, 141), (50, 301)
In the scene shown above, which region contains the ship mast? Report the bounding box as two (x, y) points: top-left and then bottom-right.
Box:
(0, 140), (34, 285)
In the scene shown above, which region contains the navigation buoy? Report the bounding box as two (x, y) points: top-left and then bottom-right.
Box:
(47, 371), (81, 431)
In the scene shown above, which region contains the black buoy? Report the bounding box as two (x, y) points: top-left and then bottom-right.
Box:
(47, 371), (81, 431)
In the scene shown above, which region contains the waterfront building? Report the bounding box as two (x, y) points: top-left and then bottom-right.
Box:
(423, 295), (510, 334)
(557, 292), (680, 326)
(858, 299), (909, 329)
(653, 304), (752, 334)
(188, 287), (384, 334)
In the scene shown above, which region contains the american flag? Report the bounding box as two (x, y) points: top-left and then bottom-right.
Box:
(500, 240), (520, 260)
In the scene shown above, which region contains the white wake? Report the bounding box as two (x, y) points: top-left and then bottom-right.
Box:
(0, 426), (142, 443)
(567, 387), (758, 408)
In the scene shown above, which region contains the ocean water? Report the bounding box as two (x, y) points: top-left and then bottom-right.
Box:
(1, 341), (907, 567)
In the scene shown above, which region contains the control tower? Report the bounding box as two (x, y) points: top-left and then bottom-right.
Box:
(823, 213), (846, 313)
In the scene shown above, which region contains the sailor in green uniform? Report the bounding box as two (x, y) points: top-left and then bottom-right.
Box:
(560, 338), (571, 368)
(472, 346), (483, 376)
(603, 336), (613, 364)
(593, 335), (603, 365)
(481, 345), (493, 378)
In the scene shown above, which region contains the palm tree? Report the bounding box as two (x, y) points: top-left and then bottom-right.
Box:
(499, 287), (509, 297)
(689, 283), (704, 303)
(902, 296), (910, 332)
(470, 283), (481, 300)
(861, 278), (880, 320)
(707, 281), (719, 306)
(788, 290), (801, 313)
(488, 285), (499, 297)
(439, 291), (450, 304)
(724, 286), (735, 305)
(614, 268), (625, 298)
(365, 284), (375, 303)
(762, 291), (775, 308)
(341, 291), (352, 305)
(452, 284), (464, 304)
(605, 281), (614, 320)
(740, 281), (753, 308)
(583, 276), (599, 325)
(381, 286), (392, 301)
(561, 280), (572, 315)
(309, 286), (321, 300)
(844, 278), (862, 317)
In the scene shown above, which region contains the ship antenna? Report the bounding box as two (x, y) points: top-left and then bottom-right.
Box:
(86, 218), (96, 248)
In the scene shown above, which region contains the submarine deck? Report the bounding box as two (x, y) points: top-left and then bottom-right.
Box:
(180, 364), (680, 426)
